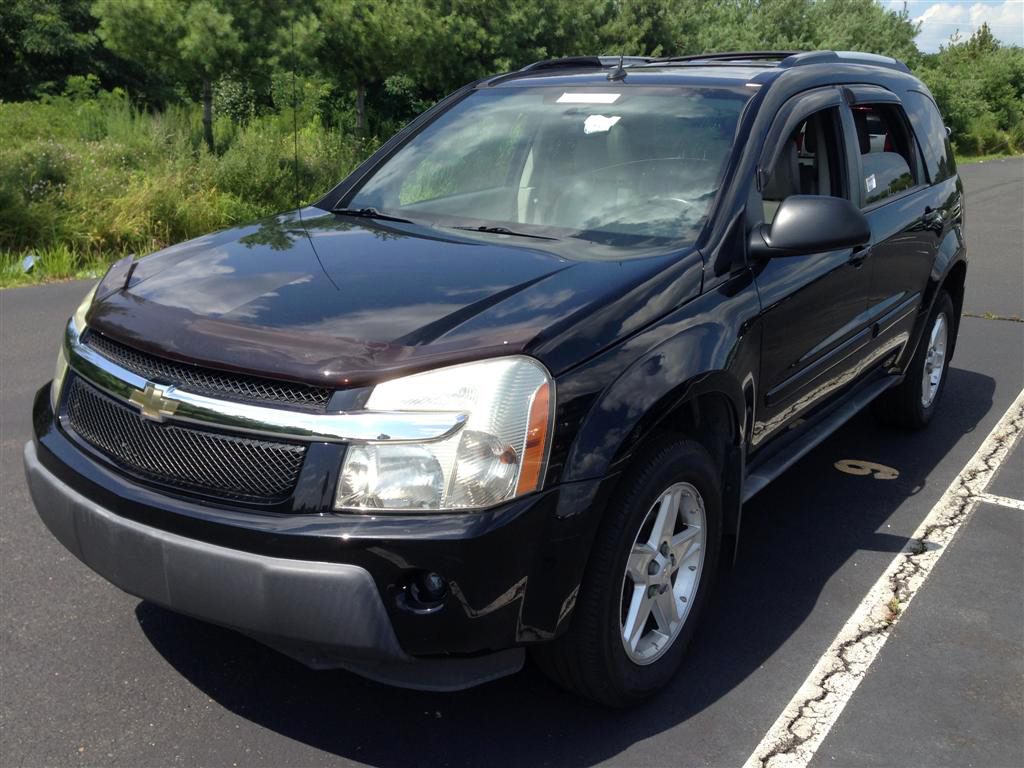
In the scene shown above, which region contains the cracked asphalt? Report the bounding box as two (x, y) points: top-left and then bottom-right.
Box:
(2, 158), (1022, 767)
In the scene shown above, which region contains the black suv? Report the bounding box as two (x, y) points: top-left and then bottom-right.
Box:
(24, 51), (965, 705)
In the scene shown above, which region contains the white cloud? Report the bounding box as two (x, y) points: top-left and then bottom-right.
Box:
(885, 1), (1024, 52)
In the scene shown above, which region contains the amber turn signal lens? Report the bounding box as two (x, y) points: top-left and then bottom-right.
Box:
(516, 380), (551, 495)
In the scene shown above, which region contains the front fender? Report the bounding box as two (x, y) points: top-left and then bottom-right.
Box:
(554, 272), (761, 485)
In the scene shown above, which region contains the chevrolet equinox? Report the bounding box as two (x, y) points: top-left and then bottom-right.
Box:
(24, 51), (966, 706)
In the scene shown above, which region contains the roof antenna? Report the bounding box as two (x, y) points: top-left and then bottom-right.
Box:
(608, 51), (627, 81)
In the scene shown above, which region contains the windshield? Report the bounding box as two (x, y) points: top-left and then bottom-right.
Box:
(345, 85), (751, 247)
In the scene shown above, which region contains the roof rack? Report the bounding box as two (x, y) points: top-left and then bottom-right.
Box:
(778, 50), (911, 73)
(652, 51), (801, 64)
(515, 50), (911, 76)
(648, 50), (909, 73)
(519, 55), (654, 73)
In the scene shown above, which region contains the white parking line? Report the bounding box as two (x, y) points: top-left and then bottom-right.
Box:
(744, 387), (1024, 768)
(977, 491), (1024, 511)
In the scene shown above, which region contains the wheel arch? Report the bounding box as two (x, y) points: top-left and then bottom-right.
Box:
(896, 224), (966, 374)
(939, 257), (967, 337)
(645, 386), (745, 544)
(563, 359), (748, 553)
(538, 373), (747, 642)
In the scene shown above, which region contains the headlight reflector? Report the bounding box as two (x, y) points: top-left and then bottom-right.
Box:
(335, 356), (553, 511)
(338, 444), (445, 510)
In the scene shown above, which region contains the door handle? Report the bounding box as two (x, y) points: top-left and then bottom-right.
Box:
(923, 206), (945, 230)
(848, 246), (870, 267)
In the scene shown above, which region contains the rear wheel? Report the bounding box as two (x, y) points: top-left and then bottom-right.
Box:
(873, 291), (956, 429)
(533, 438), (721, 706)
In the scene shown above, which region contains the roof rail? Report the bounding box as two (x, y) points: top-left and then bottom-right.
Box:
(520, 55), (654, 73)
(653, 51), (802, 64)
(779, 50), (911, 73)
(520, 56), (603, 72)
(515, 50), (911, 76)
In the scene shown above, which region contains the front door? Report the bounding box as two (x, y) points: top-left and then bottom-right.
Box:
(751, 95), (873, 449)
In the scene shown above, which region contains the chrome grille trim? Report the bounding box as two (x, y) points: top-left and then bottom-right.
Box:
(85, 332), (331, 410)
(63, 319), (468, 444)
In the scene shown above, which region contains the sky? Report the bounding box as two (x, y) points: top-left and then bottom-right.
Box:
(882, 0), (1024, 51)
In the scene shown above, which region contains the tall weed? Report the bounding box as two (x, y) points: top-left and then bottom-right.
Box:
(0, 91), (374, 283)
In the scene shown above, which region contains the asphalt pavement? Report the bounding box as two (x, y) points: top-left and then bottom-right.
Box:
(1, 158), (1022, 767)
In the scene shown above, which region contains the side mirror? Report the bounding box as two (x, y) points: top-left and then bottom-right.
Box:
(749, 195), (871, 259)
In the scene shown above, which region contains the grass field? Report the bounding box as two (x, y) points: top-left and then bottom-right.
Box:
(0, 90), (377, 287)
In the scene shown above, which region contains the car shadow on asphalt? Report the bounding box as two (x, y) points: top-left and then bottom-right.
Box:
(136, 366), (995, 767)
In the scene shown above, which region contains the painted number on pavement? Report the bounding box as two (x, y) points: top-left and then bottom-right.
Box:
(834, 459), (900, 480)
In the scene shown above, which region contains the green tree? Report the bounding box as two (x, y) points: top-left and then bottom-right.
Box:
(310, 0), (436, 133)
(0, 0), (96, 99)
(423, 0), (612, 81)
(917, 24), (1024, 153)
(640, 0), (918, 60)
(0, 0), (156, 101)
(92, 0), (286, 151)
(305, 0), (616, 132)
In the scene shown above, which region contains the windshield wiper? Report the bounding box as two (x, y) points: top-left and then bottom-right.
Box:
(333, 206), (413, 224)
(451, 225), (557, 241)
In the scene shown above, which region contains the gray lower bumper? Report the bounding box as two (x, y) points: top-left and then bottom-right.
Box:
(23, 441), (523, 691)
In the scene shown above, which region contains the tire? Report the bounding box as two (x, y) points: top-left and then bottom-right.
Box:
(872, 291), (956, 430)
(533, 437), (722, 707)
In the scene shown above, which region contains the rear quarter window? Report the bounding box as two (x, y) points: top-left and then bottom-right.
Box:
(904, 91), (955, 183)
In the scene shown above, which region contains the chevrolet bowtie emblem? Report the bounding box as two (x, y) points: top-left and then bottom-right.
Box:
(128, 382), (179, 422)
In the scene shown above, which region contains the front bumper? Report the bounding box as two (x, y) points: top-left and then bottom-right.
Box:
(25, 441), (524, 690)
(26, 385), (613, 690)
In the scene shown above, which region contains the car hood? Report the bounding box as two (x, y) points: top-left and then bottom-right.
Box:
(87, 208), (703, 387)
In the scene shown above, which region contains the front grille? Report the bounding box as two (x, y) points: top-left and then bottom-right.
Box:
(85, 332), (330, 410)
(65, 376), (306, 503)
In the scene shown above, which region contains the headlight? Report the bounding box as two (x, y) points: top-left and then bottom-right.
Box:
(51, 343), (69, 413)
(73, 282), (98, 333)
(335, 356), (553, 511)
(51, 282), (98, 412)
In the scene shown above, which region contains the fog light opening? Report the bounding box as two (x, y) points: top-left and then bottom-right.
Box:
(399, 570), (449, 613)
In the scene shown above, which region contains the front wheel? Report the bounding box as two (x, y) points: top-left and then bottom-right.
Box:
(533, 438), (722, 706)
(873, 290), (956, 429)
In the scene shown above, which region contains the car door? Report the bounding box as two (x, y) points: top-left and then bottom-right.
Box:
(842, 87), (941, 369)
(750, 88), (874, 449)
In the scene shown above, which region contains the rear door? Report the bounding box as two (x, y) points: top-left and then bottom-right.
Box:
(751, 88), (873, 449)
(842, 87), (938, 370)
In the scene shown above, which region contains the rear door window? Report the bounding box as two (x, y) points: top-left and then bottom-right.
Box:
(851, 103), (921, 206)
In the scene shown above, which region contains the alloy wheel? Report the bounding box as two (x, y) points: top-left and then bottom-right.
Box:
(619, 482), (707, 665)
(921, 312), (948, 408)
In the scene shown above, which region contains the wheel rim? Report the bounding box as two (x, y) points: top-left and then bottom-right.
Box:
(619, 482), (707, 665)
(921, 313), (948, 408)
